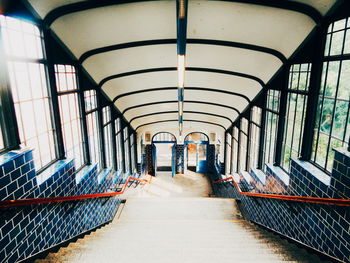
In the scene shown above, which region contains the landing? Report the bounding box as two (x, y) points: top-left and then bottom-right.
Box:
(123, 170), (213, 198)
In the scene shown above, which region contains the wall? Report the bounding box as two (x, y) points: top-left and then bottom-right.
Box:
(0, 149), (121, 263)
(211, 148), (350, 263)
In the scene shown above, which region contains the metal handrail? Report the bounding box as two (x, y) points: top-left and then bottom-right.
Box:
(0, 176), (149, 208)
(212, 176), (350, 207)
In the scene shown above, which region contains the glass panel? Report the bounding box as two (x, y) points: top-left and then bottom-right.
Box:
(84, 90), (97, 111)
(86, 111), (100, 169)
(58, 92), (84, 169)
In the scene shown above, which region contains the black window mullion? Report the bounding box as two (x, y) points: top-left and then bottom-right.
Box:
(258, 90), (267, 169)
(43, 29), (65, 160)
(111, 115), (118, 171)
(96, 91), (106, 168)
(223, 131), (228, 174)
(127, 126), (132, 173)
(77, 67), (91, 165)
(120, 121), (126, 173)
(274, 66), (289, 166)
(300, 25), (328, 161)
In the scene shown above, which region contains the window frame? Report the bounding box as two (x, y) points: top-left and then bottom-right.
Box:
(311, 17), (350, 172)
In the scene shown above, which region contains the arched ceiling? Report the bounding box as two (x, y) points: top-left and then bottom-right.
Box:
(27, 0), (338, 134)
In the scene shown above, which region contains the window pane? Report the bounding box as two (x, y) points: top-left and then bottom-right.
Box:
(231, 127), (239, 173)
(225, 133), (232, 173)
(314, 18), (350, 172)
(84, 90), (97, 112)
(6, 61), (55, 170)
(239, 118), (248, 171)
(124, 127), (130, 173)
(86, 111), (100, 169)
(263, 111), (278, 168)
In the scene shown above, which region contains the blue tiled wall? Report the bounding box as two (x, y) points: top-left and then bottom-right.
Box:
(0, 149), (121, 263)
(211, 148), (350, 262)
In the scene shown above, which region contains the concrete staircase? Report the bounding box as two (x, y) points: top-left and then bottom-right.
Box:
(33, 198), (333, 263)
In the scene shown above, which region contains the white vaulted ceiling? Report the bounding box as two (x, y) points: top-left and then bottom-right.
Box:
(27, 0), (338, 135)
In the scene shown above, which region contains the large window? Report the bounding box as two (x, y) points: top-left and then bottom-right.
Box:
(249, 106), (261, 171)
(102, 106), (113, 169)
(85, 90), (100, 168)
(1, 15), (55, 170)
(263, 90), (280, 168)
(225, 133), (232, 174)
(55, 64), (84, 169)
(282, 64), (310, 172)
(239, 118), (248, 171)
(312, 18), (350, 172)
(124, 127), (130, 173)
(231, 127), (239, 173)
(130, 133), (136, 172)
(115, 118), (124, 171)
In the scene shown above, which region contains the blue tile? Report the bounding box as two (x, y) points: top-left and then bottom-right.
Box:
(3, 161), (15, 174)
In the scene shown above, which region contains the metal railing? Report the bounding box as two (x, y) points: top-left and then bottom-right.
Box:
(212, 176), (350, 207)
(0, 176), (149, 208)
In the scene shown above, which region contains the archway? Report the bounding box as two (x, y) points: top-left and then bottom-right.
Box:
(184, 132), (209, 173)
(151, 132), (177, 176)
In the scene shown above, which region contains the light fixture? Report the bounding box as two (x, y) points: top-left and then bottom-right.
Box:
(178, 55), (185, 88)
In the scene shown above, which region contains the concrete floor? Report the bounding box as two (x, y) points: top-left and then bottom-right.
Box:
(35, 172), (328, 263)
(123, 171), (212, 198)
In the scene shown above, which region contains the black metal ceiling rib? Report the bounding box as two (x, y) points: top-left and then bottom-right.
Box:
(43, 0), (322, 27)
(135, 119), (226, 131)
(99, 67), (265, 88)
(113, 87), (251, 104)
(129, 110), (233, 125)
(121, 100), (241, 116)
(79, 38), (286, 63)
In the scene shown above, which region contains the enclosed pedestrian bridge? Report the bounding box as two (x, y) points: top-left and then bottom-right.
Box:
(0, 0), (349, 262)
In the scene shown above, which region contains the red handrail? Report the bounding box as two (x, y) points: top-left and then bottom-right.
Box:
(0, 176), (149, 208)
(212, 176), (350, 207)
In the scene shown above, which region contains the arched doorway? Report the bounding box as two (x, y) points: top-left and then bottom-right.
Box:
(151, 132), (177, 177)
(184, 132), (209, 173)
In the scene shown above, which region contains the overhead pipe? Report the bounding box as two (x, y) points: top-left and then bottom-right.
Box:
(176, 0), (188, 137)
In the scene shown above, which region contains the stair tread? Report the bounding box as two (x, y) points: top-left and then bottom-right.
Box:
(34, 198), (331, 263)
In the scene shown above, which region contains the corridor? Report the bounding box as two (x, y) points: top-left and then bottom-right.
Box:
(0, 0), (349, 262)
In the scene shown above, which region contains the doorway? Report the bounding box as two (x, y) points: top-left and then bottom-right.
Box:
(151, 132), (177, 177)
(184, 132), (209, 173)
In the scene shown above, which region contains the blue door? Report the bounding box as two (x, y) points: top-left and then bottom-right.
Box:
(171, 145), (176, 177)
(196, 143), (208, 173)
(152, 144), (157, 176)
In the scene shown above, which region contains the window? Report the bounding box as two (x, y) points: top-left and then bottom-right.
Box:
(231, 127), (239, 173)
(263, 90), (280, 168)
(225, 133), (232, 174)
(249, 106), (261, 171)
(55, 64), (84, 169)
(1, 15), (55, 170)
(102, 106), (113, 169)
(239, 118), (248, 171)
(124, 127), (130, 173)
(115, 118), (124, 171)
(282, 64), (310, 172)
(85, 90), (100, 168)
(312, 18), (350, 172)
(130, 133), (136, 172)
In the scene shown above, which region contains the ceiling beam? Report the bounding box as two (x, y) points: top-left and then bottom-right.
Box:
(129, 110), (233, 125)
(99, 67), (265, 88)
(112, 86), (251, 104)
(121, 100), (241, 117)
(135, 119), (226, 131)
(43, 0), (322, 27)
(79, 38), (286, 64)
